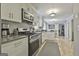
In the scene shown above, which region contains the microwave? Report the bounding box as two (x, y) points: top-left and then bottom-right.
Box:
(21, 8), (34, 22)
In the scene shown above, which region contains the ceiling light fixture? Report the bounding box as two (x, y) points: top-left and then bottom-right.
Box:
(45, 19), (58, 22)
(50, 13), (56, 17)
(53, 9), (59, 13)
(49, 19), (57, 21)
(47, 9), (59, 14)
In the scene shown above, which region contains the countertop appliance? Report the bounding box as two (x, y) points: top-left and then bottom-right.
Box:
(1, 28), (10, 37)
(1, 23), (10, 42)
(18, 28), (30, 35)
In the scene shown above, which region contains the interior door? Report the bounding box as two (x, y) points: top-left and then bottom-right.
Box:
(59, 24), (65, 36)
(72, 19), (74, 41)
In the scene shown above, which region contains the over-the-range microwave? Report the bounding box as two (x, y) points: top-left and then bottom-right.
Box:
(21, 8), (34, 22)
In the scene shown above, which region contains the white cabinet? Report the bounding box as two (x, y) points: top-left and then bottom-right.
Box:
(1, 3), (38, 23)
(1, 37), (28, 56)
(42, 32), (55, 43)
(1, 3), (22, 22)
(9, 4), (22, 22)
(1, 3), (11, 21)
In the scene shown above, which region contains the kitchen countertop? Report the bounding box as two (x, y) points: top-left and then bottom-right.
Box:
(1, 35), (28, 44)
(1, 32), (42, 44)
(2, 32), (41, 44)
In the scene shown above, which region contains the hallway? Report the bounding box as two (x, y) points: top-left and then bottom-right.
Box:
(31, 3), (74, 56)
(35, 37), (74, 56)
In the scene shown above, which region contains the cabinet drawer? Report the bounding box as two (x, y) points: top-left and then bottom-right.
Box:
(1, 37), (28, 56)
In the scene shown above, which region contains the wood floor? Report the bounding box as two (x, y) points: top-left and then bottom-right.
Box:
(56, 37), (74, 56)
(37, 40), (60, 56)
(36, 37), (74, 56)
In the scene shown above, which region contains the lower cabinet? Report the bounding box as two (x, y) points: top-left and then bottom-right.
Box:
(1, 37), (28, 56)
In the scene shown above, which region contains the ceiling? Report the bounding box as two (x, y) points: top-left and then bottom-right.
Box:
(31, 3), (73, 24)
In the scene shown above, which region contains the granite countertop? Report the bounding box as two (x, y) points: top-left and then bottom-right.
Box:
(1, 35), (28, 44)
(1, 32), (42, 44)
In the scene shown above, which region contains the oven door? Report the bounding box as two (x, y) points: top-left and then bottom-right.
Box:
(29, 39), (39, 56)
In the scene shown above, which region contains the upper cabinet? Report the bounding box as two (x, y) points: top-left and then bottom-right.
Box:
(1, 4), (11, 21)
(1, 3), (39, 23)
(1, 3), (22, 22)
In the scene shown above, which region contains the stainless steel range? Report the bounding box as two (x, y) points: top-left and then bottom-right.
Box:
(28, 33), (42, 56)
(16, 29), (42, 56)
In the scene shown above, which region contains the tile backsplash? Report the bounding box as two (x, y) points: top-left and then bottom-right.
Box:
(1, 20), (32, 34)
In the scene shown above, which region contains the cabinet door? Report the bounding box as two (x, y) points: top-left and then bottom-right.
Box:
(15, 37), (28, 56)
(11, 4), (22, 22)
(14, 4), (22, 22)
(1, 41), (17, 56)
(1, 37), (28, 56)
(1, 3), (22, 22)
(1, 3), (11, 21)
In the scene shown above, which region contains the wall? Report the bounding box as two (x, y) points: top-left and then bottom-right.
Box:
(73, 4), (79, 55)
(1, 20), (32, 34)
(0, 3), (1, 53)
(64, 21), (69, 40)
(69, 20), (72, 40)
(73, 14), (79, 55)
(38, 16), (43, 27)
(0, 20), (1, 54)
(28, 4), (42, 31)
(42, 21), (47, 30)
(73, 13), (79, 55)
(55, 24), (59, 37)
(64, 19), (72, 41)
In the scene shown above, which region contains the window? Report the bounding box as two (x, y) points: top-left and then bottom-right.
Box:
(48, 24), (55, 29)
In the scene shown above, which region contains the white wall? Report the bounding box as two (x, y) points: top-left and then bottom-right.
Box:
(42, 22), (59, 37)
(64, 19), (72, 41)
(0, 4), (1, 53)
(69, 20), (72, 40)
(73, 4), (79, 55)
(38, 16), (43, 27)
(64, 22), (69, 39)
(54, 24), (59, 37)
(42, 21), (46, 30)
(73, 14), (79, 55)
